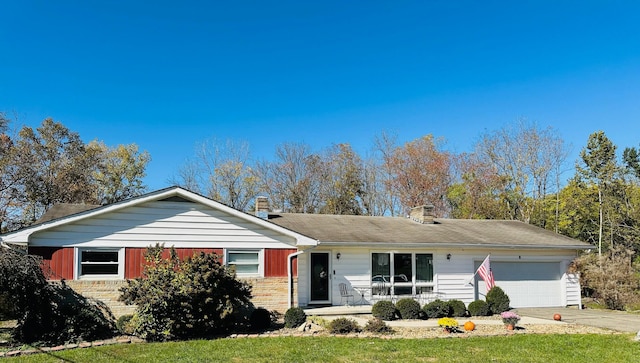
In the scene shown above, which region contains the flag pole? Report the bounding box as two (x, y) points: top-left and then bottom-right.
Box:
(466, 254), (491, 286)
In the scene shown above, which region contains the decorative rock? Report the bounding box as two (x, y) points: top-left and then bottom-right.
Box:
(635, 330), (640, 341)
(297, 322), (323, 333)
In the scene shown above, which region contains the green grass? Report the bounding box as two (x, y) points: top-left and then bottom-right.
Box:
(5, 334), (638, 363)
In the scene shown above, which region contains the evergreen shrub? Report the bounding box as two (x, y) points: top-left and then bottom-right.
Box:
(284, 307), (307, 328)
(467, 300), (490, 316)
(371, 300), (398, 321)
(250, 308), (272, 331)
(395, 298), (422, 319)
(447, 299), (467, 317)
(486, 286), (511, 314)
(423, 299), (451, 318)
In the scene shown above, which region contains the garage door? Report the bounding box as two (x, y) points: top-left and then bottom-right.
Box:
(475, 261), (563, 308)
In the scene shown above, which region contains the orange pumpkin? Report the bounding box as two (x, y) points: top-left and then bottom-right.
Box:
(553, 314), (562, 321)
(463, 321), (476, 331)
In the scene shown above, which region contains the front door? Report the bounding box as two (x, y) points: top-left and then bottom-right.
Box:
(310, 252), (330, 303)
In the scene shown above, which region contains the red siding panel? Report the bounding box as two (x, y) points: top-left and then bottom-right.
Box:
(125, 248), (145, 279)
(29, 247), (74, 280)
(265, 249), (298, 277)
(124, 248), (223, 279)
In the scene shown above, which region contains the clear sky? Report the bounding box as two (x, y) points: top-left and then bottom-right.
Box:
(2, 1), (639, 190)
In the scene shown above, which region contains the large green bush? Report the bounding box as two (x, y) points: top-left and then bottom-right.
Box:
(284, 307), (307, 328)
(395, 298), (422, 320)
(467, 300), (490, 316)
(422, 299), (451, 319)
(250, 308), (273, 331)
(371, 300), (398, 321)
(447, 299), (467, 317)
(486, 286), (510, 314)
(0, 247), (116, 345)
(119, 244), (252, 341)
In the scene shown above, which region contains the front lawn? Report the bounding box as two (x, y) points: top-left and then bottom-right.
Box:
(5, 334), (637, 362)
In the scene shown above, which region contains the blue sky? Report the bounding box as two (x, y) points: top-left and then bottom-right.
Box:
(2, 1), (639, 190)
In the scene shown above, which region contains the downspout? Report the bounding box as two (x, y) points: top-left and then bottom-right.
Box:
(288, 246), (317, 309)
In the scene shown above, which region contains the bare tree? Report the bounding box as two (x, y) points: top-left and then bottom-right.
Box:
(173, 138), (258, 211)
(371, 131), (403, 216)
(254, 142), (322, 213)
(475, 120), (568, 224)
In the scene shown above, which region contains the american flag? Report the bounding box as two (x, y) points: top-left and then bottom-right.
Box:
(477, 255), (495, 290)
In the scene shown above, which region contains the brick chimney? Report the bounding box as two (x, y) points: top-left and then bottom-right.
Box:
(255, 196), (269, 219)
(410, 204), (435, 224)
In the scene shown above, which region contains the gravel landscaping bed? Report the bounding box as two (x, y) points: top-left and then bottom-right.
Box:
(386, 323), (619, 338)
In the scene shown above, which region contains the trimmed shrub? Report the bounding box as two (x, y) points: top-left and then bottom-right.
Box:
(250, 308), (272, 331)
(447, 299), (467, 317)
(423, 299), (451, 319)
(371, 300), (398, 321)
(395, 298), (422, 320)
(116, 314), (134, 335)
(328, 317), (360, 334)
(119, 244), (252, 341)
(486, 286), (510, 314)
(364, 318), (394, 334)
(467, 300), (490, 316)
(284, 307), (307, 328)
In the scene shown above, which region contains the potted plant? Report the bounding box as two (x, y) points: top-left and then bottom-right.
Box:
(437, 317), (459, 333)
(500, 311), (520, 330)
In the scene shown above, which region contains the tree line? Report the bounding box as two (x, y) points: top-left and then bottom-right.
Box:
(2, 114), (640, 309)
(3, 115), (640, 259)
(0, 115), (150, 232)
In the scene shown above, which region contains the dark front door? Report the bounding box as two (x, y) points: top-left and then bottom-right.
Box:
(310, 253), (330, 302)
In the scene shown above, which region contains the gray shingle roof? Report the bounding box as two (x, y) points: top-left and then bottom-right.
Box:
(267, 213), (592, 249)
(35, 203), (101, 224)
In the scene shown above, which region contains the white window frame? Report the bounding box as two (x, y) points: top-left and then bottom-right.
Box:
(75, 247), (125, 280)
(225, 249), (264, 277)
(371, 251), (435, 295)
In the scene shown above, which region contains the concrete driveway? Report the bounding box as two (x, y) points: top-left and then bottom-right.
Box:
(515, 307), (640, 333)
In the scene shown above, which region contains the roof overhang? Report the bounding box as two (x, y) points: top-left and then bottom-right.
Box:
(316, 241), (595, 250)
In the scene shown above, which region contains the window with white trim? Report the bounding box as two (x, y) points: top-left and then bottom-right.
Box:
(77, 248), (124, 279)
(371, 252), (434, 295)
(226, 250), (263, 276)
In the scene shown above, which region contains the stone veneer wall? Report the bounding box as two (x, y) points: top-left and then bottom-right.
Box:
(63, 277), (296, 317)
(242, 277), (296, 314)
(64, 280), (136, 318)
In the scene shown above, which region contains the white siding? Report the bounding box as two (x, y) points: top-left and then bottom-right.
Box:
(565, 273), (582, 306)
(30, 201), (296, 248)
(297, 247), (581, 309)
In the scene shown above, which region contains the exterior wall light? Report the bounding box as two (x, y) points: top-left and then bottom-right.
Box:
(446, 253), (451, 260)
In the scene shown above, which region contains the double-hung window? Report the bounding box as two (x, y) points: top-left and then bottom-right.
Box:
(77, 248), (124, 279)
(227, 250), (263, 277)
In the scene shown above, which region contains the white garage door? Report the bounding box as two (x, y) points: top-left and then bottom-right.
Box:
(475, 261), (563, 308)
